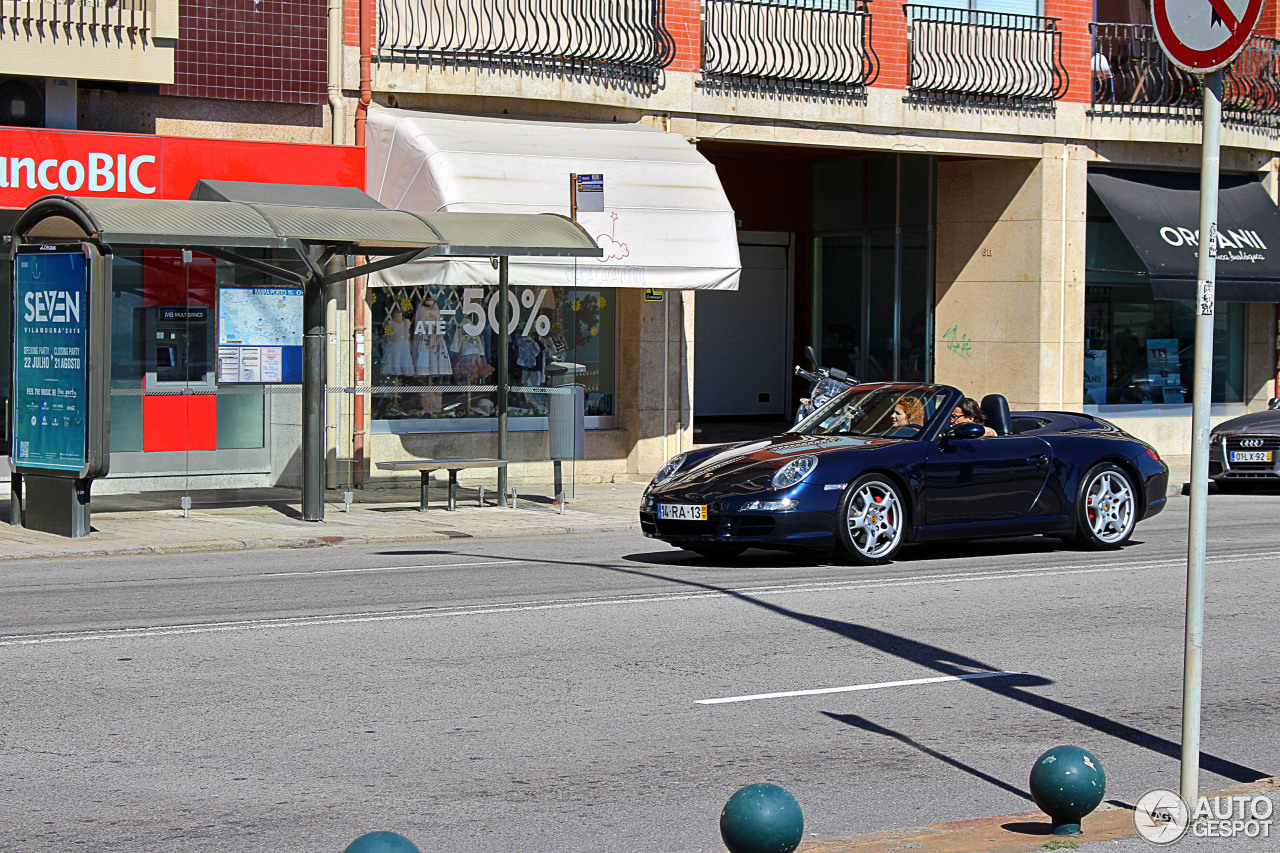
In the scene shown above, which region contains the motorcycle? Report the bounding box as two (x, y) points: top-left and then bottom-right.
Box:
(794, 345), (856, 424)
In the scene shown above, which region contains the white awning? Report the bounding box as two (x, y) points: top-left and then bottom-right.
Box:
(365, 108), (741, 291)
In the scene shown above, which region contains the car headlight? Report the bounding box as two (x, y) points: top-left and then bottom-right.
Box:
(651, 453), (688, 486)
(742, 499), (799, 512)
(771, 455), (818, 489)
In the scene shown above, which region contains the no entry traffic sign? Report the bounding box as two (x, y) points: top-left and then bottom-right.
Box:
(1153, 0), (1267, 72)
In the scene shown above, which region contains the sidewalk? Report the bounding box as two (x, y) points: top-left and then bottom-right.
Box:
(0, 480), (647, 562)
(800, 776), (1280, 853)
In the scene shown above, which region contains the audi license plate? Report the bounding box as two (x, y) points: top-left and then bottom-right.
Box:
(1230, 451), (1272, 463)
(658, 503), (708, 521)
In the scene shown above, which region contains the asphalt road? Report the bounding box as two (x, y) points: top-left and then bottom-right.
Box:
(2, 491), (1279, 852)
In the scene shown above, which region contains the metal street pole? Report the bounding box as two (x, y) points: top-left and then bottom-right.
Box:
(497, 256), (510, 505)
(1181, 67), (1221, 810)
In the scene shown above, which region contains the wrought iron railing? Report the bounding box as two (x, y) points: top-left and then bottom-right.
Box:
(701, 0), (878, 99)
(904, 4), (1068, 109)
(1089, 24), (1199, 115)
(1091, 24), (1280, 128)
(0, 0), (152, 37)
(376, 0), (675, 84)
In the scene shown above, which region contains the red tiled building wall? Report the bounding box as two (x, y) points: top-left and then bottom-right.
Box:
(163, 0), (328, 105)
(1046, 0), (1093, 103)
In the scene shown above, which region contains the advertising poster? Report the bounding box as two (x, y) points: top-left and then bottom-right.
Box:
(1083, 350), (1108, 406)
(12, 251), (90, 471)
(1146, 337), (1181, 387)
(217, 287), (303, 383)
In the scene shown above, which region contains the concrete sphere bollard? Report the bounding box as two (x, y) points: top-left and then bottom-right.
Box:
(719, 783), (804, 853)
(343, 831), (421, 853)
(1028, 745), (1107, 836)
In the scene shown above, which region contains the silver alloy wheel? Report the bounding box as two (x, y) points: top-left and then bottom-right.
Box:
(845, 479), (903, 559)
(1085, 469), (1135, 544)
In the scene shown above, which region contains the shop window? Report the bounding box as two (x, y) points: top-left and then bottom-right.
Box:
(369, 284), (616, 430)
(812, 153), (935, 383)
(1084, 220), (1245, 406)
(108, 250), (267, 454)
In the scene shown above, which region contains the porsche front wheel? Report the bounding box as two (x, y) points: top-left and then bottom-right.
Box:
(1072, 463), (1137, 550)
(837, 474), (906, 564)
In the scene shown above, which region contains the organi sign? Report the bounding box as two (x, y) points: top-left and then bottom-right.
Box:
(0, 127), (365, 209)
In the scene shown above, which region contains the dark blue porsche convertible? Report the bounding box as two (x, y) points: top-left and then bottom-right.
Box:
(640, 383), (1169, 563)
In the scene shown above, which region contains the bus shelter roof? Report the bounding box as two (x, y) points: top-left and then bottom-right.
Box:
(10, 194), (602, 285)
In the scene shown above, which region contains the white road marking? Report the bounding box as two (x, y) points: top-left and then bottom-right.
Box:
(261, 559), (521, 577)
(696, 671), (1024, 705)
(0, 550), (1274, 648)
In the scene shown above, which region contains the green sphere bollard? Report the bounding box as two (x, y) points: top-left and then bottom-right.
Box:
(719, 783), (804, 853)
(343, 831), (421, 853)
(1028, 745), (1107, 836)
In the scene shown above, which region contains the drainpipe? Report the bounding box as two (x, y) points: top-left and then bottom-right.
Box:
(352, 0), (372, 485)
(356, 0), (371, 146)
(327, 0), (346, 144)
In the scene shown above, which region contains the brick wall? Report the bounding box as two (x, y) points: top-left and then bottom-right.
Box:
(1259, 0), (1279, 39)
(344, 0), (365, 47)
(666, 0), (702, 73)
(1047, 0), (1093, 104)
(867, 5), (908, 91)
(163, 0), (327, 104)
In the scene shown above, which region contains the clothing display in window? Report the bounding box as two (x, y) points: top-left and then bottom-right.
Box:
(382, 308), (414, 376)
(451, 327), (493, 381)
(412, 297), (452, 376)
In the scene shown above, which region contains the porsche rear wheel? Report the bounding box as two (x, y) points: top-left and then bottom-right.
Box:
(837, 474), (906, 564)
(1072, 463), (1136, 550)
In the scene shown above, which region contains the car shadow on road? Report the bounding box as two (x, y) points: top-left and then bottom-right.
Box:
(622, 536), (1145, 567)
(601, 560), (1272, 789)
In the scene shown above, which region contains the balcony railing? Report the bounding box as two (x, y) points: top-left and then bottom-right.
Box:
(1091, 24), (1280, 128)
(904, 4), (1067, 109)
(701, 0), (878, 100)
(1, 0), (152, 37)
(376, 0), (675, 84)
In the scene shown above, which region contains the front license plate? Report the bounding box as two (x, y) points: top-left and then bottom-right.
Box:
(1230, 451), (1272, 463)
(658, 503), (708, 521)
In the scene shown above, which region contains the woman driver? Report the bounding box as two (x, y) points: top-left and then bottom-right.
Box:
(889, 396), (925, 434)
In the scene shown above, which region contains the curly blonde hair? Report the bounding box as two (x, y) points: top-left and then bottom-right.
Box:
(895, 396), (925, 425)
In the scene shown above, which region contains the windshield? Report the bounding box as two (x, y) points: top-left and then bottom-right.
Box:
(791, 385), (952, 438)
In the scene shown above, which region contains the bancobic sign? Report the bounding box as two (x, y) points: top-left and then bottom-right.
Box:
(0, 127), (366, 209)
(1, 152), (157, 195)
(0, 129), (162, 207)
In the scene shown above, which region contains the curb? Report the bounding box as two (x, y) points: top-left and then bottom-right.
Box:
(0, 520), (641, 563)
(798, 777), (1280, 853)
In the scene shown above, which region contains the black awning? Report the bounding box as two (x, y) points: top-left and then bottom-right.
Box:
(1088, 168), (1280, 302)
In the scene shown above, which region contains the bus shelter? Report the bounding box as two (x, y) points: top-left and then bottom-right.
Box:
(8, 190), (600, 534)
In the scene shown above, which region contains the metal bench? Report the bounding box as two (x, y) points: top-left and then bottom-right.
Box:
(375, 459), (508, 511)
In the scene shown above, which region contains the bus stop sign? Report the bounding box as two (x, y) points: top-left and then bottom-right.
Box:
(1154, 0), (1267, 72)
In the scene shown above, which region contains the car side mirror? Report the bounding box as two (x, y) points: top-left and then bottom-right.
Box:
(947, 422), (986, 440)
(1270, 397), (1280, 410)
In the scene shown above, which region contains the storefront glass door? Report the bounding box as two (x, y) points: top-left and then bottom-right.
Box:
(812, 154), (935, 383)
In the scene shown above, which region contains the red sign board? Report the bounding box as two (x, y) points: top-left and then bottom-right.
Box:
(1153, 0), (1266, 72)
(0, 127), (365, 209)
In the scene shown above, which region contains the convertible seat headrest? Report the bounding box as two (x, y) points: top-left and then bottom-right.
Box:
(980, 394), (1013, 436)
